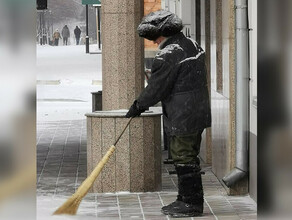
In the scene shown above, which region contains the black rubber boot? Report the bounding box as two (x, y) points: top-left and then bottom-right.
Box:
(161, 165), (204, 217)
(161, 195), (183, 215)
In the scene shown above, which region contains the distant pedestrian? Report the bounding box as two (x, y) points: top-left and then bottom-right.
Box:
(53, 29), (61, 46)
(62, 25), (70, 45)
(74, 26), (81, 45)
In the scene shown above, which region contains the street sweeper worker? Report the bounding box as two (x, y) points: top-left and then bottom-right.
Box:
(126, 10), (211, 218)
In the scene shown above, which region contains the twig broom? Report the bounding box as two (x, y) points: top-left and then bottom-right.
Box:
(53, 117), (133, 215)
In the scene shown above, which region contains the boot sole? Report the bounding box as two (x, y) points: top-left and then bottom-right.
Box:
(161, 209), (170, 215)
(168, 212), (203, 218)
(161, 206), (203, 216)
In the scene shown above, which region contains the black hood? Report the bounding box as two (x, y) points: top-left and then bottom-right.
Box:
(137, 10), (183, 41)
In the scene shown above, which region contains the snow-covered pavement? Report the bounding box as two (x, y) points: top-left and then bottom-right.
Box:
(37, 45), (102, 121)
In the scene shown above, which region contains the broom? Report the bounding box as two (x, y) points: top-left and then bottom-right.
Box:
(53, 117), (133, 215)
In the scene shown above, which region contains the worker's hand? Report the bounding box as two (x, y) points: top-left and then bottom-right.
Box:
(126, 101), (145, 118)
(144, 69), (151, 81)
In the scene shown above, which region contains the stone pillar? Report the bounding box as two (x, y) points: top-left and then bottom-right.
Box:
(86, 111), (162, 192)
(87, 0), (162, 193)
(101, 0), (144, 110)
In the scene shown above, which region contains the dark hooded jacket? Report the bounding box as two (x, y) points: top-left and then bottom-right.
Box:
(136, 32), (211, 135)
(74, 26), (81, 38)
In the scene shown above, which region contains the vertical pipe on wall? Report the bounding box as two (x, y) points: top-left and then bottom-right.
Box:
(96, 7), (99, 47)
(97, 6), (101, 50)
(86, 4), (89, 53)
(222, 0), (249, 187)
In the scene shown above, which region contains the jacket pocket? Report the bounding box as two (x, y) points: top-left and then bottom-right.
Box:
(165, 91), (197, 134)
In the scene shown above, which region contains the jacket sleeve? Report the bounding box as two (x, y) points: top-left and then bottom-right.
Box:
(136, 59), (178, 109)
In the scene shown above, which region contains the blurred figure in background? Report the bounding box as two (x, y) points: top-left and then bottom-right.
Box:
(61, 25), (70, 45)
(74, 26), (81, 45)
(53, 29), (61, 46)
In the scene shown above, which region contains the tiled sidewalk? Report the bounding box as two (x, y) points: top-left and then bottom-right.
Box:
(37, 120), (256, 220)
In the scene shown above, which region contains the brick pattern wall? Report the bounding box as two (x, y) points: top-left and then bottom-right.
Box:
(144, 0), (161, 49)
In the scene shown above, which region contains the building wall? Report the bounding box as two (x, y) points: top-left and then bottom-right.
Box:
(163, 0), (196, 39)
(209, 0), (250, 196)
(144, 0), (161, 15)
(210, 0), (257, 198)
(199, 0), (212, 164)
(248, 0), (257, 202)
(144, 0), (161, 49)
(209, 0), (232, 180)
(209, 0), (233, 182)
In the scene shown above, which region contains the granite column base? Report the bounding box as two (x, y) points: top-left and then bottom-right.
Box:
(86, 110), (162, 192)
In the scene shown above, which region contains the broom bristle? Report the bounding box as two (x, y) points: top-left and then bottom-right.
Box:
(52, 144), (121, 215)
(53, 194), (82, 215)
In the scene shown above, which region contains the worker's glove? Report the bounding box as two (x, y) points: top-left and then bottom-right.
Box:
(126, 101), (145, 118)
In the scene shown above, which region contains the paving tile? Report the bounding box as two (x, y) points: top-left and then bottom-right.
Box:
(37, 119), (257, 219)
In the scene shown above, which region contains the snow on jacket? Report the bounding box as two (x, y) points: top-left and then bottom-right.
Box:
(136, 32), (211, 135)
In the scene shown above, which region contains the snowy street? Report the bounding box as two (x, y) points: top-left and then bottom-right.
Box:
(37, 45), (102, 121)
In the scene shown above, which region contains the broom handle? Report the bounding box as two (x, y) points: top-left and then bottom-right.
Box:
(114, 117), (133, 146)
(80, 117), (133, 191)
(56, 144), (118, 206)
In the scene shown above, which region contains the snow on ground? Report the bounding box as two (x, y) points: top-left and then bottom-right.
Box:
(37, 44), (101, 81)
(37, 195), (98, 220)
(37, 44), (102, 121)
